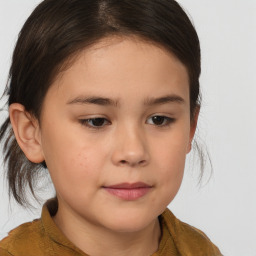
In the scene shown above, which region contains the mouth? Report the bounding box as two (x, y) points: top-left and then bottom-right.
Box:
(102, 182), (153, 201)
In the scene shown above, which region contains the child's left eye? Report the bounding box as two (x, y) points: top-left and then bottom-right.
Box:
(147, 115), (175, 127)
(79, 118), (110, 129)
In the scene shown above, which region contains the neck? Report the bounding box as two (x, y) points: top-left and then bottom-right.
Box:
(53, 206), (161, 256)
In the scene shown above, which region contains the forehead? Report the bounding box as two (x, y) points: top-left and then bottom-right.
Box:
(47, 36), (189, 104)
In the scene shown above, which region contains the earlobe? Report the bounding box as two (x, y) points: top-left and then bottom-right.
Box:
(187, 106), (200, 153)
(9, 103), (45, 163)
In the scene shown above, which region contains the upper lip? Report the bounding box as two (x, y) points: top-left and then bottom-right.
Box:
(103, 182), (152, 189)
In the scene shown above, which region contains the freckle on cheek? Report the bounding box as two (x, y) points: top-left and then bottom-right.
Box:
(78, 157), (87, 167)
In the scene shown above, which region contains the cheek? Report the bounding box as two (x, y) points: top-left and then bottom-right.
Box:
(155, 148), (186, 187)
(149, 131), (188, 202)
(154, 153), (185, 209)
(151, 129), (189, 170)
(41, 124), (107, 190)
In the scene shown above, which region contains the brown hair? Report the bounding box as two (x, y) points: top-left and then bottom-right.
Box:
(0, 0), (201, 206)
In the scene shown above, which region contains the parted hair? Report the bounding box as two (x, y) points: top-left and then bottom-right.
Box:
(0, 0), (201, 206)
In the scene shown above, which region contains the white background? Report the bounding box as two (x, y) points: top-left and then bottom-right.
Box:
(0, 1), (256, 255)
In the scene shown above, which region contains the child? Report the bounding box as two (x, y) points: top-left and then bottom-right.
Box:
(0, 0), (222, 255)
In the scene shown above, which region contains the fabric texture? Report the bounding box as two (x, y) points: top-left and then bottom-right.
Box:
(0, 200), (222, 256)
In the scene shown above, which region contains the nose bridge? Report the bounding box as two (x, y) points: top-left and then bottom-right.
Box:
(111, 121), (149, 167)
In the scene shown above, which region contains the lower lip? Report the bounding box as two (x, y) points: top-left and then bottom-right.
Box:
(103, 187), (152, 200)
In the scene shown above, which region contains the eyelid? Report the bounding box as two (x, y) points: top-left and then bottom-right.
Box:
(146, 115), (176, 127)
(78, 117), (111, 129)
(78, 114), (176, 130)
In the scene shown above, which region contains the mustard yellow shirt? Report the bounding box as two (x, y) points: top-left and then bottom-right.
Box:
(0, 200), (222, 256)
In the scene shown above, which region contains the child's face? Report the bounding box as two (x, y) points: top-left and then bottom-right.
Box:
(39, 36), (195, 232)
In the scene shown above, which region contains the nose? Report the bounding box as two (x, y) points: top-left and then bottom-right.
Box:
(111, 125), (150, 168)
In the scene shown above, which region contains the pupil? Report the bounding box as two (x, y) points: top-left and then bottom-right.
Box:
(153, 116), (164, 125)
(92, 118), (104, 126)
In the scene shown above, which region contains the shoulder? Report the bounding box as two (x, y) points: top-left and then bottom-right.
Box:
(161, 209), (222, 256)
(0, 219), (46, 256)
(0, 248), (12, 256)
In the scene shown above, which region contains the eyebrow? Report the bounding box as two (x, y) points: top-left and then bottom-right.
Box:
(67, 94), (184, 107)
(143, 95), (184, 106)
(67, 96), (119, 107)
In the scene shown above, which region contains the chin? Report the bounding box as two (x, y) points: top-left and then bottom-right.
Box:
(101, 209), (159, 233)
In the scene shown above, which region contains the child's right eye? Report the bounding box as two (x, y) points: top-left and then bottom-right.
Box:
(79, 118), (110, 129)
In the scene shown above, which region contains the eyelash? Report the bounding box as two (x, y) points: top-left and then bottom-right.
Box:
(79, 118), (110, 129)
(147, 116), (175, 127)
(78, 116), (175, 130)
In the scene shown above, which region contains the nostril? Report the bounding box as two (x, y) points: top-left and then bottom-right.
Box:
(138, 160), (146, 165)
(119, 159), (147, 167)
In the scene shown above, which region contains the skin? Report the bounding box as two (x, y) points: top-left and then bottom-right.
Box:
(10, 36), (198, 256)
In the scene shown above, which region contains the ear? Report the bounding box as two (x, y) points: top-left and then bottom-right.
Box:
(187, 106), (200, 153)
(9, 103), (45, 163)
